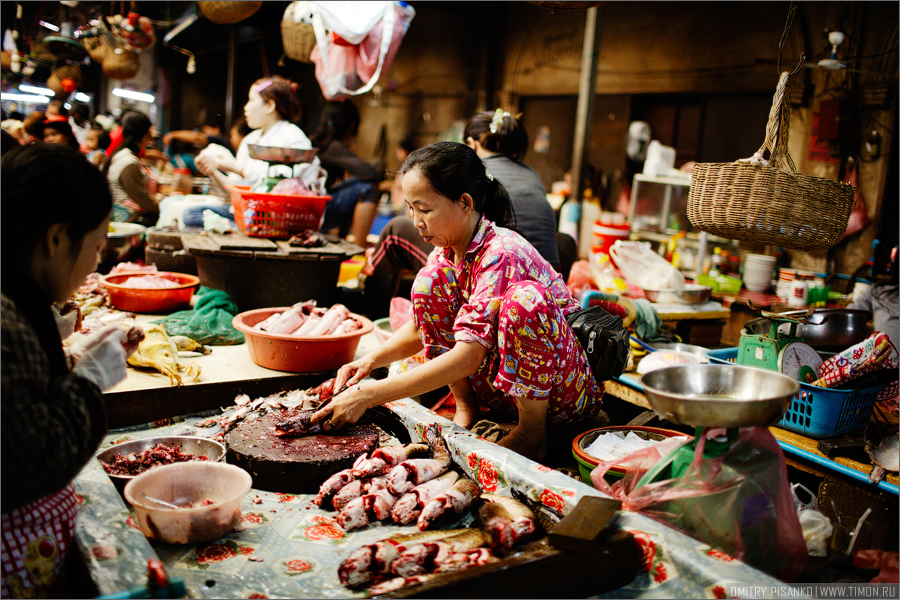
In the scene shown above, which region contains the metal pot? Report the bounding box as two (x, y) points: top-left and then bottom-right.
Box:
(741, 308), (872, 351)
(100, 222), (147, 271)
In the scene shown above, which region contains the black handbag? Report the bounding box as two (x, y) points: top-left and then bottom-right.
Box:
(565, 305), (631, 383)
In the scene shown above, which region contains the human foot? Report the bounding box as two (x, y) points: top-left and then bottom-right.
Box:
(497, 426), (547, 462)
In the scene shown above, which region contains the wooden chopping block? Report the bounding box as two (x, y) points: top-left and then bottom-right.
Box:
(548, 495), (622, 553)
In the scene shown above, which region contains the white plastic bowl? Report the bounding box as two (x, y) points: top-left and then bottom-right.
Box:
(124, 461), (252, 545)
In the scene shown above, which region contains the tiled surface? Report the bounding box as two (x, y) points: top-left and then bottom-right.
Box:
(75, 401), (788, 598)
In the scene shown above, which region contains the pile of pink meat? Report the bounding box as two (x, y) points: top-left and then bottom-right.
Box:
(252, 301), (360, 337)
(316, 423), (540, 593)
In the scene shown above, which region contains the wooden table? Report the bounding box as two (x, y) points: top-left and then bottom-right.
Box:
(180, 231), (362, 312)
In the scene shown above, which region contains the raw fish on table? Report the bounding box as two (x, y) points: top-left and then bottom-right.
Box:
(416, 479), (481, 531)
(389, 528), (490, 576)
(386, 423), (452, 495)
(476, 493), (537, 550)
(391, 471), (460, 525)
(337, 529), (471, 588)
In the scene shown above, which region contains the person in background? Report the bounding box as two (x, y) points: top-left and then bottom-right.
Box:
(83, 126), (109, 168)
(312, 141), (605, 462)
(22, 111), (46, 143)
(40, 118), (81, 151)
(44, 100), (66, 119)
(1, 119), (27, 145)
(103, 111), (159, 226)
(313, 100), (377, 245)
(67, 102), (91, 149)
(229, 117), (252, 153)
(162, 112), (234, 157)
(339, 110), (564, 320)
(1, 129), (19, 153)
(192, 76), (313, 226)
(378, 135), (417, 210)
(2, 143), (136, 598)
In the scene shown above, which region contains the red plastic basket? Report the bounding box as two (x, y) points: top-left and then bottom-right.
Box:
(230, 185), (330, 239)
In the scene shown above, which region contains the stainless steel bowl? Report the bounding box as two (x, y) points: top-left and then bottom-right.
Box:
(247, 145), (318, 164)
(101, 222), (147, 268)
(741, 308), (872, 351)
(641, 364), (798, 428)
(96, 436), (226, 496)
(643, 284), (712, 304)
(651, 343), (710, 363)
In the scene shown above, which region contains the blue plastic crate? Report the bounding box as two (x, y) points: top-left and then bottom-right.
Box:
(705, 348), (883, 439)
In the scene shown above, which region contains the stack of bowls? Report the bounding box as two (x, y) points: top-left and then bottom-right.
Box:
(743, 254), (777, 292)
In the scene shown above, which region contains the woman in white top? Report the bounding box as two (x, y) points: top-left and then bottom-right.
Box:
(196, 75), (312, 189)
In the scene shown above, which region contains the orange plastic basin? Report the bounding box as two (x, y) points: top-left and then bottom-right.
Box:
(99, 272), (199, 314)
(232, 307), (373, 373)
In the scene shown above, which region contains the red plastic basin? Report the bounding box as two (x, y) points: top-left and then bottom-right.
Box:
(232, 307), (374, 373)
(99, 272), (199, 314)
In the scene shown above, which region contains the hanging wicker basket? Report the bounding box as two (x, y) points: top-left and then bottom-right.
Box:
(199, 1), (263, 25)
(281, 2), (317, 63)
(47, 64), (82, 96)
(102, 49), (140, 80)
(686, 72), (856, 251)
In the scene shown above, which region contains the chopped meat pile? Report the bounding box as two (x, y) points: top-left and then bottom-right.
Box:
(288, 230), (327, 248)
(99, 443), (208, 476)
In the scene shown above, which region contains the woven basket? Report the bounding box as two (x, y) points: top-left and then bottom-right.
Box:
(199, 1), (263, 25)
(687, 72), (856, 251)
(281, 2), (316, 63)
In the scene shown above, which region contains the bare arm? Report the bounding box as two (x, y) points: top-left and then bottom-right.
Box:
(163, 130), (209, 148)
(118, 163), (158, 213)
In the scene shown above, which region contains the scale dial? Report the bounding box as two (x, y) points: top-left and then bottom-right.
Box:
(778, 342), (822, 380)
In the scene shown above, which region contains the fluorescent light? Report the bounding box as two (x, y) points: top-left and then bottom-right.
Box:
(0, 93), (50, 103)
(111, 88), (155, 103)
(75, 92), (91, 102)
(39, 20), (60, 32)
(19, 84), (54, 96)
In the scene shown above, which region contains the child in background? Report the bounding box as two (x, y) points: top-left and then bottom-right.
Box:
(84, 127), (109, 168)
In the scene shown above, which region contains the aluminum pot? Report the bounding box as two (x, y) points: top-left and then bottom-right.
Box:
(100, 222), (146, 270)
(741, 308), (872, 351)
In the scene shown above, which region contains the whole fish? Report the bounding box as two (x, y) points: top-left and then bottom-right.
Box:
(511, 488), (562, 533)
(477, 493), (537, 550)
(337, 487), (398, 531)
(338, 529), (468, 588)
(387, 424), (452, 496)
(391, 471), (460, 525)
(351, 443), (429, 479)
(368, 574), (435, 596)
(315, 454), (368, 510)
(390, 528), (489, 577)
(433, 547), (496, 573)
(417, 479), (481, 531)
(867, 431), (899, 484)
(332, 476), (388, 512)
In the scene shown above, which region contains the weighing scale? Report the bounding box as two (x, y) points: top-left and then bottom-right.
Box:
(736, 307), (824, 382)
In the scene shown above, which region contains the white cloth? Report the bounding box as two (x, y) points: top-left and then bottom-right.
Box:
(106, 148), (141, 207)
(234, 120), (314, 184)
(69, 117), (90, 147)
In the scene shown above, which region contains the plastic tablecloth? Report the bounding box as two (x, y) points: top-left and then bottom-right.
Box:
(74, 398), (791, 598)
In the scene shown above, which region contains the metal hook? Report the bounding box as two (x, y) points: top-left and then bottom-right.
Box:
(787, 53), (806, 80)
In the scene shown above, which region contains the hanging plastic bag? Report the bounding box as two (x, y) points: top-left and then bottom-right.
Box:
(310, 1), (414, 100)
(590, 427), (808, 581)
(311, 1), (391, 45)
(609, 240), (685, 291)
(791, 483), (833, 557)
(842, 160), (869, 239)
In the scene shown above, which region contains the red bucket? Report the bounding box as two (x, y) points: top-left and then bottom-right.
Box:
(592, 221), (631, 256)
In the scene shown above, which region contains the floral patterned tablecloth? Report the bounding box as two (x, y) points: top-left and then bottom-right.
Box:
(74, 398), (792, 599)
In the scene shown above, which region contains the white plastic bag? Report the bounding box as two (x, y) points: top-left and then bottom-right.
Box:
(609, 240), (685, 291)
(791, 483), (833, 557)
(311, 1), (390, 45)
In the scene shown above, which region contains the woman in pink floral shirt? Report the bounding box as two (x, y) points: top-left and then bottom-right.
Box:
(314, 142), (604, 461)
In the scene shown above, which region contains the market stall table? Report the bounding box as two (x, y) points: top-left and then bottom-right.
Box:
(75, 395), (793, 599)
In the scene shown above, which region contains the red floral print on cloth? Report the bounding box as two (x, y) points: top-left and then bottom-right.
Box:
(711, 584), (727, 599)
(304, 522), (343, 540)
(284, 558), (314, 575)
(247, 593), (268, 599)
(467, 452), (479, 472)
(705, 548), (735, 562)
(477, 458), (499, 492)
(195, 542), (254, 565)
(538, 489), (565, 513)
(91, 546), (118, 560)
(276, 493), (298, 503)
(125, 516), (141, 531)
(241, 513), (267, 526)
(630, 530), (671, 584)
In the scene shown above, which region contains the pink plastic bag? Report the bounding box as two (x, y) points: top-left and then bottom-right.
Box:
(356, 4), (408, 83)
(310, 41), (363, 101)
(590, 427), (808, 581)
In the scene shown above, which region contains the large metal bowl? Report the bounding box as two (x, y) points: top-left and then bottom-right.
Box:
(100, 222), (147, 270)
(643, 284), (712, 304)
(741, 308), (872, 351)
(651, 343), (710, 363)
(247, 144), (318, 164)
(641, 364), (798, 428)
(96, 436), (226, 496)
